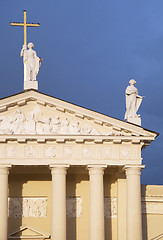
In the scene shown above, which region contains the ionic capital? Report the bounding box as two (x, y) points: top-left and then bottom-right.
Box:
(50, 165), (70, 175)
(123, 165), (145, 176)
(87, 165), (107, 175)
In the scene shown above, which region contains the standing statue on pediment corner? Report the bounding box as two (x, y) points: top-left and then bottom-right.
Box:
(124, 79), (144, 126)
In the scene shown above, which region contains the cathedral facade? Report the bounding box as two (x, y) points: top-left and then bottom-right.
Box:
(0, 90), (162, 240)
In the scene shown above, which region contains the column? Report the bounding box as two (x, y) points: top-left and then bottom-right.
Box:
(88, 165), (107, 240)
(124, 165), (145, 240)
(116, 172), (126, 240)
(50, 165), (69, 240)
(0, 165), (11, 240)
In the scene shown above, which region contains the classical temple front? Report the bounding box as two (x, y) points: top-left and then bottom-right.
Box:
(0, 89), (162, 240)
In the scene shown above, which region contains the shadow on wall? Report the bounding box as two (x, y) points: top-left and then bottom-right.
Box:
(141, 185), (148, 240)
(104, 172), (117, 240)
(8, 171), (24, 240)
(66, 173), (78, 240)
(66, 170), (89, 240)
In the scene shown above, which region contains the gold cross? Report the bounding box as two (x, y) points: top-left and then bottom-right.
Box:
(11, 10), (39, 45)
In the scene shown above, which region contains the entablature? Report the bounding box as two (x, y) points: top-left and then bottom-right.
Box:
(0, 138), (143, 166)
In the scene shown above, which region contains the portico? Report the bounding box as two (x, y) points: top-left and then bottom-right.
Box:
(1, 163), (145, 240)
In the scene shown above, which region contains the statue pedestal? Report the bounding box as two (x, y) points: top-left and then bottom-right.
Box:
(24, 81), (38, 91)
(127, 117), (141, 126)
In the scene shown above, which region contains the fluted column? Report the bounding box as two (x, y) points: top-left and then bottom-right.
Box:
(124, 165), (145, 240)
(88, 165), (107, 240)
(50, 165), (69, 240)
(0, 165), (11, 240)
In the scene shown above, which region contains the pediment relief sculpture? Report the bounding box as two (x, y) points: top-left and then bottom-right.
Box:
(0, 109), (126, 136)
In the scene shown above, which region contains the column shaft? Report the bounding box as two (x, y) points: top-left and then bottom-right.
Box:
(125, 165), (144, 240)
(117, 173), (126, 240)
(88, 165), (106, 240)
(50, 165), (69, 240)
(0, 166), (10, 240)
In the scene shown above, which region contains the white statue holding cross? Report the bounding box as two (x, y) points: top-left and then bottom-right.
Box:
(20, 42), (41, 82)
(11, 11), (42, 90)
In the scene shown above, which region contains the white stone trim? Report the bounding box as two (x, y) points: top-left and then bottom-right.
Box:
(0, 135), (155, 142)
(8, 226), (50, 239)
(142, 196), (163, 214)
(151, 233), (163, 240)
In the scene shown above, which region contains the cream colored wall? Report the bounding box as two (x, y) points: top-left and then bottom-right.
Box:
(142, 185), (163, 240)
(8, 167), (52, 236)
(8, 167), (118, 240)
(67, 170), (118, 240)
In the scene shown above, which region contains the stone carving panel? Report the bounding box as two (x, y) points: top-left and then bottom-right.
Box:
(45, 147), (56, 157)
(142, 197), (163, 214)
(5, 146), (16, 157)
(66, 197), (82, 218)
(0, 109), (125, 136)
(8, 197), (47, 218)
(64, 147), (73, 157)
(83, 147), (93, 158)
(104, 197), (117, 218)
(24, 146), (36, 157)
(101, 147), (112, 158)
(120, 147), (131, 159)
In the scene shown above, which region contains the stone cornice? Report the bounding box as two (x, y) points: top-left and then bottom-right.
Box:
(0, 135), (155, 146)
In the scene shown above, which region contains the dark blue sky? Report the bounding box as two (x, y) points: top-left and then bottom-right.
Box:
(0, 0), (163, 184)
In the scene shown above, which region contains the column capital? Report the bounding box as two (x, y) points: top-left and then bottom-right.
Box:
(0, 164), (12, 175)
(87, 165), (107, 175)
(50, 165), (70, 175)
(123, 165), (145, 176)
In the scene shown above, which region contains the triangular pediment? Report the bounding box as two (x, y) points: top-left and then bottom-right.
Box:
(0, 90), (158, 141)
(151, 233), (163, 240)
(8, 225), (50, 238)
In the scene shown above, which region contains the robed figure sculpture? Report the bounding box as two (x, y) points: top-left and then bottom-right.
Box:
(20, 42), (41, 82)
(124, 79), (144, 125)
